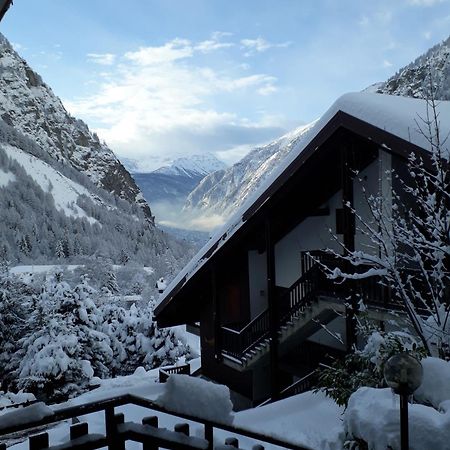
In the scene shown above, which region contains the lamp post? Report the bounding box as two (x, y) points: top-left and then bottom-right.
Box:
(384, 353), (423, 450)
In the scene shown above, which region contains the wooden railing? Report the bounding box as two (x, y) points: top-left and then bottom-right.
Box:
(0, 394), (311, 450)
(220, 250), (398, 363)
(221, 260), (323, 361)
(159, 363), (191, 383)
(221, 309), (270, 360)
(279, 372), (318, 400)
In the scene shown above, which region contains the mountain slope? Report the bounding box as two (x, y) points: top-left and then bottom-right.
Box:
(183, 124), (314, 221)
(129, 154), (227, 221)
(0, 34), (152, 220)
(375, 35), (450, 99)
(0, 119), (191, 271)
(183, 36), (450, 228)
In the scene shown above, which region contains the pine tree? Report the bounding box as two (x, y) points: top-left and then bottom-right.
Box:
(13, 273), (112, 400)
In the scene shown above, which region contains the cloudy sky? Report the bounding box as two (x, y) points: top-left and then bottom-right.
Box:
(3, 0), (450, 169)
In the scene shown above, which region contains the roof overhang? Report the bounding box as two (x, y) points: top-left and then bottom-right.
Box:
(0, 0), (12, 22)
(154, 109), (428, 327)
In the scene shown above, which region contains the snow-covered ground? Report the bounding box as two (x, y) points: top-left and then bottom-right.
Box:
(2, 360), (343, 450)
(3, 357), (450, 449)
(3, 144), (99, 223)
(234, 391), (344, 450)
(0, 167), (15, 187)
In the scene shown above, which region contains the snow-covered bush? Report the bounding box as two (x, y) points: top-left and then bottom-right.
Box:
(315, 328), (425, 407)
(100, 301), (190, 375)
(344, 357), (450, 449)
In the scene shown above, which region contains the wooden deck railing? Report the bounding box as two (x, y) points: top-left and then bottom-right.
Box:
(221, 260), (323, 361)
(220, 250), (396, 362)
(159, 363), (191, 383)
(0, 394), (311, 450)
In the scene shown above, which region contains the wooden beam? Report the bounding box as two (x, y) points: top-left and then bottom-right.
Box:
(265, 216), (279, 401)
(211, 264), (222, 361)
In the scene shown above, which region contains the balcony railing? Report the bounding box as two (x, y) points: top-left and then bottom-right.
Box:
(0, 394), (311, 450)
(220, 250), (395, 362)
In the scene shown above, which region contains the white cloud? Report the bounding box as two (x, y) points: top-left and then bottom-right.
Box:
(87, 53), (116, 65)
(211, 31), (233, 40)
(195, 40), (234, 53)
(383, 59), (393, 68)
(407, 0), (447, 5)
(240, 37), (291, 56)
(258, 84), (278, 96)
(65, 36), (285, 169)
(124, 38), (193, 65)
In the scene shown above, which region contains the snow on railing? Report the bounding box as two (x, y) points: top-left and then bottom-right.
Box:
(0, 394), (311, 450)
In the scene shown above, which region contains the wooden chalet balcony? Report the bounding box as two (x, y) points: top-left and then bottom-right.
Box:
(220, 250), (393, 364)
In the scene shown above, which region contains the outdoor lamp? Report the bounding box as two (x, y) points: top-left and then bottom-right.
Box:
(384, 353), (423, 450)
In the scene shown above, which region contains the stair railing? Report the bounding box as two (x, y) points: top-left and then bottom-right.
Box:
(221, 257), (325, 362)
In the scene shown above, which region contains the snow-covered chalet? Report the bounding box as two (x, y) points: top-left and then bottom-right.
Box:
(155, 93), (449, 406)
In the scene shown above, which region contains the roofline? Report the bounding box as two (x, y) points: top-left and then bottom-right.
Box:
(0, 0), (12, 21)
(154, 109), (427, 320)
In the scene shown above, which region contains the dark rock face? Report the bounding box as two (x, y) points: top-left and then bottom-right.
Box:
(0, 33), (153, 222)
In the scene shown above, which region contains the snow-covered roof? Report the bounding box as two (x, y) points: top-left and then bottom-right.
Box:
(155, 92), (450, 318)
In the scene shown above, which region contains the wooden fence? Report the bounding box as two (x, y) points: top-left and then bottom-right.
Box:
(0, 394), (311, 450)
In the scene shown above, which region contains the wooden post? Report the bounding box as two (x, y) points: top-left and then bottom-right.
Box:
(29, 433), (49, 450)
(225, 437), (239, 448)
(266, 216), (279, 401)
(212, 264), (222, 361)
(105, 406), (121, 450)
(174, 423), (190, 436)
(114, 413), (125, 450)
(142, 416), (158, 427)
(70, 422), (88, 440)
(204, 423), (214, 450)
(142, 416), (158, 450)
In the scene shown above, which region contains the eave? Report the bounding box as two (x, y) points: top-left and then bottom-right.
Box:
(0, 0), (13, 22)
(154, 109), (428, 327)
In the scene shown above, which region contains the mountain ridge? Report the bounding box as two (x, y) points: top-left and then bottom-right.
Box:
(0, 33), (153, 221)
(182, 35), (450, 229)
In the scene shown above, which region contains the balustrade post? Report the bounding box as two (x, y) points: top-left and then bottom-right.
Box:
(205, 423), (214, 450)
(70, 422), (88, 440)
(29, 433), (48, 450)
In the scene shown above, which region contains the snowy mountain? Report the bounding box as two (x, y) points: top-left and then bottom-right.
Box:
(129, 154), (227, 224)
(0, 34), (152, 220)
(375, 35), (450, 99)
(0, 33), (194, 271)
(182, 124), (314, 222)
(0, 120), (192, 270)
(183, 36), (450, 228)
(153, 153), (227, 178)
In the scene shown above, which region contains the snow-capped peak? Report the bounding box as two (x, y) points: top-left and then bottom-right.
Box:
(153, 154), (227, 178)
